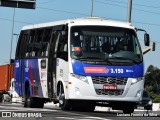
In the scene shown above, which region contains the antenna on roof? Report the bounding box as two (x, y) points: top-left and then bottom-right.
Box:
(91, 0), (94, 17)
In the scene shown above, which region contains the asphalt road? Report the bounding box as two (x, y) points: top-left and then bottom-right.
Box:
(0, 102), (159, 120)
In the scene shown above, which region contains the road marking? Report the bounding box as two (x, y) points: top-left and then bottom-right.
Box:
(56, 116), (111, 120)
(0, 106), (56, 111)
(83, 117), (111, 120)
(56, 117), (77, 119)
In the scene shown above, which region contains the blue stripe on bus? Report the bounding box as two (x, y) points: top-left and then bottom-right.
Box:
(14, 59), (43, 97)
(72, 60), (144, 77)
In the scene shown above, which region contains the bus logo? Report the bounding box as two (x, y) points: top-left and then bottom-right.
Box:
(106, 77), (113, 84)
(84, 67), (110, 74)
(15, 62), (19, 68)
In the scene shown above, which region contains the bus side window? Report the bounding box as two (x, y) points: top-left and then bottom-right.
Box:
(63, 44), (67, 52)
(41, 43), (49, 57)
(16, 31), (29, 59)
(40, 28), (52, 57)
(32, 51), (36, 57)
(57, 35), (68, 61)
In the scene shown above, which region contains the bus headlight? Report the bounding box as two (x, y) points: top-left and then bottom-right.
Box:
(71, 74), (89, 84)
(131, 77), (143, 84)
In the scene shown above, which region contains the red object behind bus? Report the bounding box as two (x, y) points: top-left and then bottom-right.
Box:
(0, 64), (14, 91)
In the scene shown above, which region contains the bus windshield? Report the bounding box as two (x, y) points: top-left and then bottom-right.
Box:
(70, 26), (143, 65)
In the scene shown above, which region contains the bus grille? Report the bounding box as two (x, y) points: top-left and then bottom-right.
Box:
(91, 76), (128, 96)
(91, 76), (127, 85)
(95, 89), (124, 96)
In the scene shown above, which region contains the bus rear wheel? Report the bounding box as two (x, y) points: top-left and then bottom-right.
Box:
(24, 86), (30, 107)
(24, 87), (44, 108)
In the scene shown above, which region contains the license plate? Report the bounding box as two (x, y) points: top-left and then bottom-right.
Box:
(103, 84), (117, 90)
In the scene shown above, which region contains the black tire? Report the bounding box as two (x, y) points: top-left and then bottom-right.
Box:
(0, 94), (2, 103)
(71, 101), (95, 112)
(30, 97), (44, 108)
(59, 84), (70, 110)
(24, 96), (44, 108)
(24, 86), (30, 107)
(145, 105), (152, 110)
(83, 103), (95, 112)
(24, 87), (44, 108)
(123, 107), (134, 114)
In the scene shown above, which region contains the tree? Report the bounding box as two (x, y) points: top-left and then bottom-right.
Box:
(144, 65), (160, 102)
(145, 65), (160, 87)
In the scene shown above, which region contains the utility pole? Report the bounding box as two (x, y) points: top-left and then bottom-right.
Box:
(9, 8), (15, 64)
(91, 0), (94, 17)
(127, 0), (132, 23)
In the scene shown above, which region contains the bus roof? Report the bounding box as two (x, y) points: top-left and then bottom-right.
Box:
(22, 17), (135, 30)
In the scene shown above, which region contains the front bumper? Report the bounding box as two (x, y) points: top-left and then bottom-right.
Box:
(66, 76), (144, 102)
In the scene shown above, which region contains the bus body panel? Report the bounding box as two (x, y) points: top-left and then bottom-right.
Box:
(68, 73), (144, 102)
(38, 59), (48, 98)
(14, 59), (48, 98)
(14, 59), (23, 96)
(71, 60), (144, 77)
(66, 59), (144, 102)
(56, 58), (69, 97)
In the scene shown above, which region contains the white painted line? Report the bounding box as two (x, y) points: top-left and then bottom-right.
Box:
(0, 106), (56, 112)
(83, 116), (111, 120)
(56, 117), (77, 120)
(56, 117), (111, 120)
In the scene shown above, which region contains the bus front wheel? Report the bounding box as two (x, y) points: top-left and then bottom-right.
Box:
(123, 107), (134, 114)
(58, 83), (70, 110)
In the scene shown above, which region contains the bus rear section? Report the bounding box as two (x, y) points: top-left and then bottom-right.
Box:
(14, 25), (68, 108)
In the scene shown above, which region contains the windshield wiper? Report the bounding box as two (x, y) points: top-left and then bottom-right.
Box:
(109, 56), (140, 63)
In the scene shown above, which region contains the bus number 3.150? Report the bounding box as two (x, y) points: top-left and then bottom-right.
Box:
(111, 68), (124, 74)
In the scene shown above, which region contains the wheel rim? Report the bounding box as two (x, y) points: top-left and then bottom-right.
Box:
(59, 93), (65, 106)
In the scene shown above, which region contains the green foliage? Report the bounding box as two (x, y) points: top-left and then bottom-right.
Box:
(154, 96), (160, 103)
(144, 65), (160, 103)
(145, 86), (153, 92)
(148, 92), (160, 103)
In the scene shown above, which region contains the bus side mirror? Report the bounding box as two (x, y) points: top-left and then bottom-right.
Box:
(144, 33), (150, 46)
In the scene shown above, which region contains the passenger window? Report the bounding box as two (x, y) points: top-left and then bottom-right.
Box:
(57, 34), (68, 61)
(25, 28), (52, 58)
